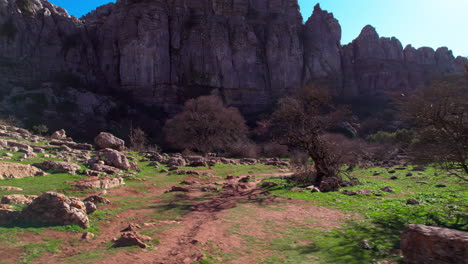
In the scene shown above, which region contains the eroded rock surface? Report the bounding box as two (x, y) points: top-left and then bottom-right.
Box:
(0, 162), (47, 180)
(21, 192), (89, 228)
(401, 224), (468, 264)
(72, 176), (125, 189)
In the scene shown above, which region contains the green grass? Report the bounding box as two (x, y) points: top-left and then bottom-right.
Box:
(261, 165), (468, 263)
(19, 239), (61, 264)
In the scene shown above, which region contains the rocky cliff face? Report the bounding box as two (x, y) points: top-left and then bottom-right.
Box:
(0, 0), (466, 130)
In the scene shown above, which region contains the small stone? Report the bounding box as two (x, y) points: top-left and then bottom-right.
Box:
(380, 186), (394, 193)
(85, 201), (97, 214)
(435, 184), (446, 188)
(82, 232), (95, 240)
(407, 199), (420, 205)
(390, 176), (398, 180)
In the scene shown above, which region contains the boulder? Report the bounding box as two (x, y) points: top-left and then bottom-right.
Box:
(407, 199), (420, 205)
(1, 194), (38, 205)
(91, 164), (121, 175)
(83, 195), (110, 205)
(380, 186), (394, 193)
(167, 157), (186, 167)
(121, 223), (141, 232)
(186, 156), (207, 167)
(94, 132), (125, 151)
(72, 177), (125, 190)
(319, 177), (341, 192)
(6, 141), (34, 154)
(0, 162), (47, 180)
(51, 129), (67, 140)
(33, 161), (81, 175)
(82, 232), (95, 240)
(20, 192), (89, 228)
(168, 186), (190, 193)
(98, 149), (130, 170)
(113, 232), (152, 248)
(401, 225), (468, 264)
(84, 202), (97, 214)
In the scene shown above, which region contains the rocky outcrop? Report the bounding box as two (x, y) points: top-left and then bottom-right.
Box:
(72, 176), (125, 189)
(401, 224), (468, 264)
(0, 162), (47, 179)
(20, 192), (89, 228)
(97, 148), (130, 170)
(0, 0), (466, 126)
(1, 194), (37, 205)
(33, 160), (81, 175)
(94, 132), (125, 151)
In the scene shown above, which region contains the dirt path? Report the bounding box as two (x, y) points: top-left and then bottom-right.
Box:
(29, 172), (346, 264)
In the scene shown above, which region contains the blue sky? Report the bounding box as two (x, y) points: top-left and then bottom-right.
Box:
(49, 0), (467, 56)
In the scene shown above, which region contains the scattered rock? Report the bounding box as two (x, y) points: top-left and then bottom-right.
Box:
(84, 170), (102, 177)
(121, 223), (141, 232)
(81, 232), (95, 240)
(0, 186), (23, 191)
(113, 232), (152, 248)
(342, 189), (377, 195)
(51, 129), (67, 140)
(435, 184), (447, 188)
(85, 201), (97, 214)
(94, 132), (125, 151)
(60, 145), (72, 152)
(388, 170), (396, 174)
(305, 185), (321, 192)
(72, 177), (125, 189)
(83, 195), (110, 205)
(319, 177), (341, 192)
(0, 204), (13, 210)
(412, 166), (425, 171)
(406, 172), (413, 177)
(167, 186), (190, 193)
(406, 199), (420, 205)
(21, 192), (89, 228)
(167, 157), (186, 167)
(401, 225), (468, 264)
(98, 148), (130, 170)
(0, 162), (47, 180)
(239, 176), (251, 183)
(33, 160), (81, 175)
(380, 186), (394, 193)
(91, 163), (121, 174)
(360, 240), (371, 250)
(390, 176), (398, 180)
(1, 194), (37, 205)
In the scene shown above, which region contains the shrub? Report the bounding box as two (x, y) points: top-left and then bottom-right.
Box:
(163, 95), (250, 154)
(129, 127), (148, 152)
(32, 124), (48, 135)
(0, 19), (17, 41)
(366, 129), (414, 146)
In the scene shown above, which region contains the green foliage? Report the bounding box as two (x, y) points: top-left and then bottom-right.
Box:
(366, 129), (414, 145)
(0, 18), (17, 41)
(16, 0), (34, 15)
(19, 239), (61, 264)
(31, 124), (48, 135)
(262, 165), (467, 263)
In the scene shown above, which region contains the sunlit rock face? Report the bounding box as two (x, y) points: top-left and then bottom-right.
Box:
(0, 0), (466, 119)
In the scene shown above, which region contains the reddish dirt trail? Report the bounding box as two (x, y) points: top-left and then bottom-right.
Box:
(31, 173), (346, 264)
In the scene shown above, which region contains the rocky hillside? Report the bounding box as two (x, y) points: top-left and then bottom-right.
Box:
(0, 0), (466, 132)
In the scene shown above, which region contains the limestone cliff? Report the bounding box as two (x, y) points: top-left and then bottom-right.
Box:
(0, 0), (466, 131)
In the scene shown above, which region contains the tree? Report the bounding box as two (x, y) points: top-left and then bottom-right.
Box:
(268, 86), (350, 190)
(399, 71), (468, 178)
(163, 96), (249, 154)
(129, 127), (148, 152)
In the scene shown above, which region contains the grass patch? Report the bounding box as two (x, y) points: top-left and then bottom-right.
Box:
(262, 165), (467, 263)
(19, 239), (61, 264)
